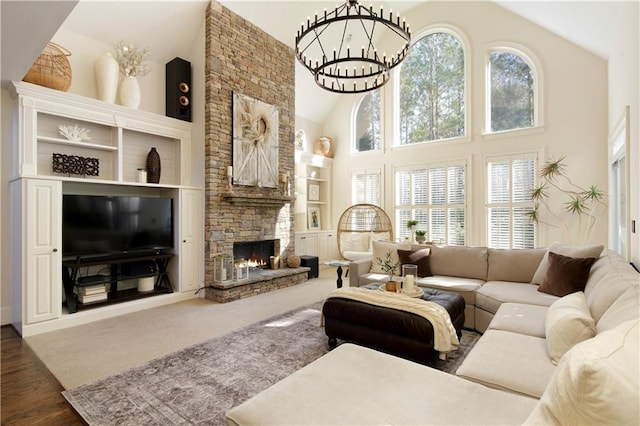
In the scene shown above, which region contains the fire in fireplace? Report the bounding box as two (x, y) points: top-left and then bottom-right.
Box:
(233, 239), (277, 269)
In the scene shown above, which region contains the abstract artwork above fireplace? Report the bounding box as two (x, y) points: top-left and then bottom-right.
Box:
(232, 92), (279, 188)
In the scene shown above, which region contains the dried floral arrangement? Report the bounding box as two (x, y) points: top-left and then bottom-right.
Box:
(113, 41), (151, 77)
(58, 124), (91, 142)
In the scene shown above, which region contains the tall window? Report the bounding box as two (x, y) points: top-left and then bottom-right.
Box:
(395, 163), (466, 244)
(398, 31), (465, 145)
(486, 154), (537, 248)
(489, 49), (535, 132)
(351, 169), (382, 206)
(354, 89), (381, 152)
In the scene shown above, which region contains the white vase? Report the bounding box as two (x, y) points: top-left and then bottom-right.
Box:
(118, 75), (141, 109)
(94, 52), (119, 103)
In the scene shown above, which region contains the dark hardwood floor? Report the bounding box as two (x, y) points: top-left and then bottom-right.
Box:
(1, 325), (84, 425)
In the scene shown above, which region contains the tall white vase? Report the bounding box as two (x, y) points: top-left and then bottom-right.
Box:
(94, 52), (119, 103)
(118, 75), (141, 109)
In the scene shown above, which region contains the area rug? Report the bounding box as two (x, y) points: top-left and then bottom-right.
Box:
(63, 301), (480, 425)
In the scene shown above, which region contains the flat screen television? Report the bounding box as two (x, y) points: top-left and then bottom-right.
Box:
(63, 194), (174, 259)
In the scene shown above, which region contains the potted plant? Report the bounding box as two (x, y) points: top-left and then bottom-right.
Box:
(376, 251), (401, 292)
(415, 229), (427, 244)
(406, 219), (419, 242)
(528, 156), (607, 245)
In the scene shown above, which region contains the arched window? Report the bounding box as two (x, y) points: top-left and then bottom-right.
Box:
(353, 89), (381, 152)
(487, 48), (538, 132)
(398, 30), (466, 145)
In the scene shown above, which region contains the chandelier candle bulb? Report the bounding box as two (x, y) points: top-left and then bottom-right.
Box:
(227, 165), (233, 177)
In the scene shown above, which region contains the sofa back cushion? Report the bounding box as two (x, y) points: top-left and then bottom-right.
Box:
(545, 291), (595, 365)
(487, 248), (546, 283)
(531, 242), (604, 285)
(596, 286), (640, 333)
(429, 245), (488, 280)
(524, 319), (639, 426)
(584, 251), (639, 323)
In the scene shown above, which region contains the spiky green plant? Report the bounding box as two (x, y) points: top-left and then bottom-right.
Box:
(528, 157), (607, 245)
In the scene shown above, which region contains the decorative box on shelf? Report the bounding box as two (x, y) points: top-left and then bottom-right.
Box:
(213, 253), (233, 282)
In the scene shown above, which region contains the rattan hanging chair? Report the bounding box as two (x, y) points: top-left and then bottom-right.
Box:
(337, 204), (393, 260)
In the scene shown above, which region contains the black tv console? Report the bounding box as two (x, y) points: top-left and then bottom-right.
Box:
(62, 252), (174, 314)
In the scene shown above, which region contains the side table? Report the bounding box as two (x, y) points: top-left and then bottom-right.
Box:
(324, 260), (350, 288)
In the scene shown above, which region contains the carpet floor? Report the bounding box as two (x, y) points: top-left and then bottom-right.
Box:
(62, 301), (480, 425)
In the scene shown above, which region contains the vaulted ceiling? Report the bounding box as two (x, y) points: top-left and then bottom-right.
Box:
(1, 1), (631, 123)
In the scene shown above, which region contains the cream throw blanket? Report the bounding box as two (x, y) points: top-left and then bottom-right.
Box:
(324, 287), (460, 359)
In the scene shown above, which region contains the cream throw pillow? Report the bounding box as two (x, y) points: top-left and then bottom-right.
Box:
(545, 291), (596, 364)
(531, 242), (604, 284)
(525, 319), (639, 426)
(340, 232), (369, 252)
(368, 231), (391, 251)
(370, 240), (400, 275)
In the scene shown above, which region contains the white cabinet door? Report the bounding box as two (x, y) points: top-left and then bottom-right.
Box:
(318, 231), (339, 261)
(179, 189), (202, 292)
(25, 179), (62, 324)
(295, 233), (318, 257)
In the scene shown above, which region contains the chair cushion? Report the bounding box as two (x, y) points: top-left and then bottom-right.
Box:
(538, 251), (597, 297)
(545, 291), (595, 365)
(531, 242), (604, 284)
(524, 320), (639, 426)
(398, 248), (432, 277)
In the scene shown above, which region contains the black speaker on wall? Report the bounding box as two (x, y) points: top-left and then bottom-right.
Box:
(166, 57), (192, 122)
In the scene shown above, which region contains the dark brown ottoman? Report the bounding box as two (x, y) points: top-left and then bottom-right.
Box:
(322, 286), (465, 365)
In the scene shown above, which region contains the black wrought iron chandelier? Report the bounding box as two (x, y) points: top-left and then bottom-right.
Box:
(295, 0), (411, 94)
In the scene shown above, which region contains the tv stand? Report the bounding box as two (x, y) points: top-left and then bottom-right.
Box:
(62, 252), (174, 314)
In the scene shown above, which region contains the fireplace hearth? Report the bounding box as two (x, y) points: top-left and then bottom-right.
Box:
(233, 239), (278, 269)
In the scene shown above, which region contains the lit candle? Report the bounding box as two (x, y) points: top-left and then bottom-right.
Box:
(227, 165), (233, 177)
(405, 274), (415, 291)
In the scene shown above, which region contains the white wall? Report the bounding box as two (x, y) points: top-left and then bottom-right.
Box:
(324, 1), (608, 248)
(607, 1), (639, 268)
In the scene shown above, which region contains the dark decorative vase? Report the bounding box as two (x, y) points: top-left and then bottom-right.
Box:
(146, 147), (161, 184)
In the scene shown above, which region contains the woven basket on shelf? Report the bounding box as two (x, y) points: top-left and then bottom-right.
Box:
(23, 42), (72, 91)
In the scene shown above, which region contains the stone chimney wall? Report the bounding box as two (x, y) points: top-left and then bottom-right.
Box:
(204, 1), (296, 287)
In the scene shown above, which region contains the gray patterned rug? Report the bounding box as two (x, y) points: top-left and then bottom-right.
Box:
(63, 301), (480, 425)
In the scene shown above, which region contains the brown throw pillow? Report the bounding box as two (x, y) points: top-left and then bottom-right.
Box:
(538, 251), (597, 297)
(397, 248), (432, 277)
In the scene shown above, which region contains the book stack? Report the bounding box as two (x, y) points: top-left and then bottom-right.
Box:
(78, 284), (108, 304)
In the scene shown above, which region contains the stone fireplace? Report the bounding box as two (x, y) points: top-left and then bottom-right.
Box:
(202, 2), (307, 303)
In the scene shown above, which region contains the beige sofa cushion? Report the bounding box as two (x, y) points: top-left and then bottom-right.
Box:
(524, 319), (640, 426)
(456, 330), (556, 398)
(531, 242), (604, 284)
(596, 286), (640, 333)
(226, 343), (538, 426)
(370, 240), (402, 275)
(488, 303), (547, 338)
(429, 245), (488, 280)
(476, 281), (558, 315)
(584, 251), (639, 322)
(545, 291), (595, 365)
(487, 248), (546, 283)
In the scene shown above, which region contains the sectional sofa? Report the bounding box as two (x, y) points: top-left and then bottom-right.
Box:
(226, 242), (639, 425)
